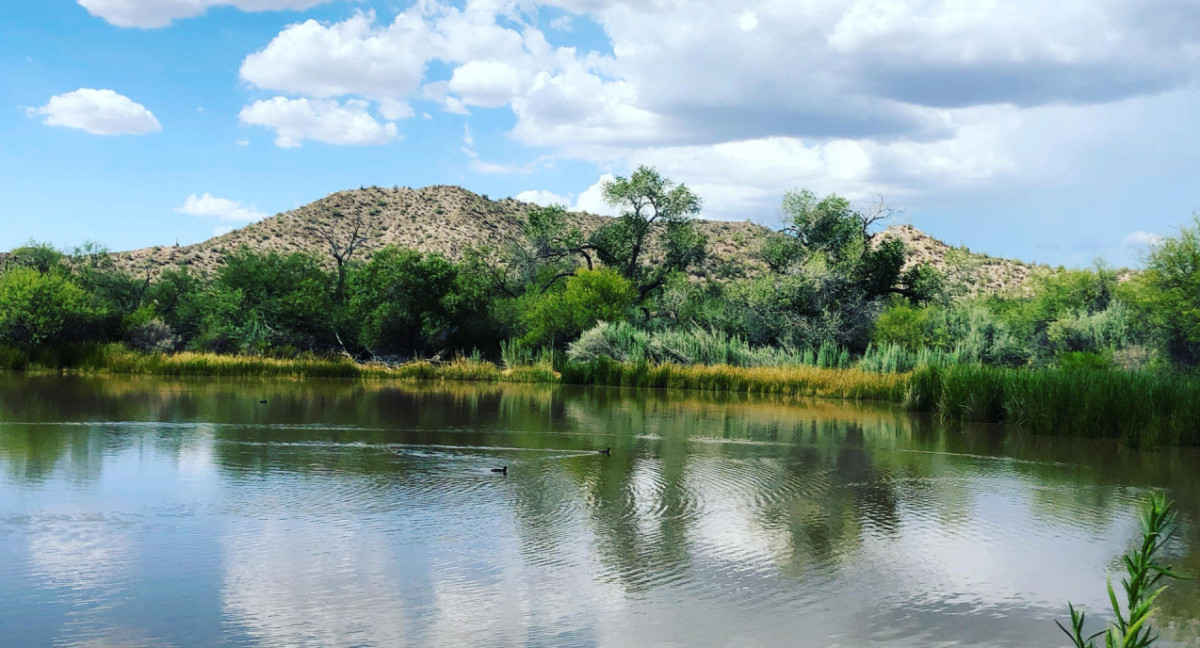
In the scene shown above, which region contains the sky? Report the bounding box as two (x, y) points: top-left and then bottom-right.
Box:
(3, 0), (1199, 268)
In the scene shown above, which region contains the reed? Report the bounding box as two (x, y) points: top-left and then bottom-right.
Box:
(9, 343), (1200, 446)
(906, 364), (1200, 446)
(559, 357), (905, 400)
(0, 344), (510, 382)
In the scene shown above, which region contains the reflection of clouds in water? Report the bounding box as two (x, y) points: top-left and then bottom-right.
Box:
(221, 521), (409, 648)
(52, 627), (176, 648)
(29, 514), (131, 592)
(854, 482), (1139, 611)
(175, 425), (216, 481)
(423, 524), (627, 648)
(425, 564), (528, 647)
(24, 513), (175, 648)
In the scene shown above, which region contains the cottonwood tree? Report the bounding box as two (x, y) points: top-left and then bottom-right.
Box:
(513, 204), (603, 294)
(762, 189), (939, 302)
(738, 189), (943, 351)
(589, 166), (707, 302)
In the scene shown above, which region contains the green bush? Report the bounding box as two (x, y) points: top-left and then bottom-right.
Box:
(520, 268), (635, 347)
(0, 267), (103, 348)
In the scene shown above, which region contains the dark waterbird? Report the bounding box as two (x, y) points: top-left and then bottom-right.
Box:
(491, 466), (508, 474)
(258, 400), (267, 404)
(598, 447), (611, 456)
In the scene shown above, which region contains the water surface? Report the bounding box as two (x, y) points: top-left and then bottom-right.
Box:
(0, 375), (1197, 647)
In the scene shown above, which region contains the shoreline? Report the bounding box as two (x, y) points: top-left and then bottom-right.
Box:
(4, 346), (1200, 446)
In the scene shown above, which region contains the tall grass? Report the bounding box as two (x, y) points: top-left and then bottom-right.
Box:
(857, 343), (962, 373)
(10, 341), (1200, 446)
(567, 322), (853, 369)
(906, 364), (1200, 446)
(0, 344), (510, 382)
(560, 357), (905, 401)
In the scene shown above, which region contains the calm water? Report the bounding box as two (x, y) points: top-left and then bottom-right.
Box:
(0, 376), (1197, 647)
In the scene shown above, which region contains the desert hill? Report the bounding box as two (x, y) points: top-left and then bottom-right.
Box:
(877, 224), (1040, 295)
(112, 185), (774, 280)
(4, 185), (1040, 294)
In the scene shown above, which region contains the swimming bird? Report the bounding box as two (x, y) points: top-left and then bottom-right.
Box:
(258, 400), (267, 404)
(598, 447), (611, 456)
(491, 466), (508, 474)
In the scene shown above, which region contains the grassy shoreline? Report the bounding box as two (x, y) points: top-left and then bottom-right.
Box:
(5, 345), (1200, 446)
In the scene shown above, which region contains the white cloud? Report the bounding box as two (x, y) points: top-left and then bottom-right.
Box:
(176, 193), (268, 222)
(29, 88), (161, 135)
(1124, 231), (1163, 247)
(446, 60), (532, 108)
(232, 0), (1200, 217)
(462, 124), (474, 146)
(514, 189), (571, 206)
(238, 97), (397, 148)
(240, 10), (432, 99)
(516, 174), (618, 215)
(737, 11), (758, 31)
(549, 15), (573, 31)
(78, 0), (334, 28)
(572, 174), (618, 215)
(460, 147), (535, 174)
(235, 139), (250, 146)
(377, 99), (414, 120)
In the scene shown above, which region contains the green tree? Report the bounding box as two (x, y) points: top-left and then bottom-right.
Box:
(0, 267), (101, 349)
(4, 242), (66, 275)
(147, 267), (207, 344)
(740, 190), (941, 351)
(70, 242), (152, 336)
(344, 247), (480, 356)
(199, 248), (335, 354)
(873, 302), (940, 350)
(1124, 215), (1200, 364)
(763, 190), (937, 302)
(521, 268), (636, 347)
(589, 166), (707, 302)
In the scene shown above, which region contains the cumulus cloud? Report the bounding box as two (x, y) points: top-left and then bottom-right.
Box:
(240, 10), (432, 99)
(518, 174), (618, 215)
(238, 97), (397, 148)
(77, 0), (335, 28)
(1124, 231), (1163, 247)
(514, 189), (571, 206)
(29, 88), (161, 135)
(573, 175), (618, 215)
(176, 193), (268, 222)
(233, 0), (1200, 215)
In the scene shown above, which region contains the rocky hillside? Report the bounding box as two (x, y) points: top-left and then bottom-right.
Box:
(2, 185), (1038, 294)
(112, 185), (774, 280)
(877, 224), (1041, 295)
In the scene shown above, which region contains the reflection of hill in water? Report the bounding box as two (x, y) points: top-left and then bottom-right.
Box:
(0, 374), (1198, 644)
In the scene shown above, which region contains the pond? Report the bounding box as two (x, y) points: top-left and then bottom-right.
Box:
(0, 375), (1197, 647)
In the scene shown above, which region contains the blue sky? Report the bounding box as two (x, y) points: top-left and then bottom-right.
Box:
(3, 0), (1199, 267)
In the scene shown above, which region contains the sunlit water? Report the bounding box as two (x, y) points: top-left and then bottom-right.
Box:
(0, 375), (1197, 647)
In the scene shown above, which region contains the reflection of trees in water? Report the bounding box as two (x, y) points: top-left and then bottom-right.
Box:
(0, 427), (71, 483)
(2, 374), (1200, 634)
(0, 422), (199, 485)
